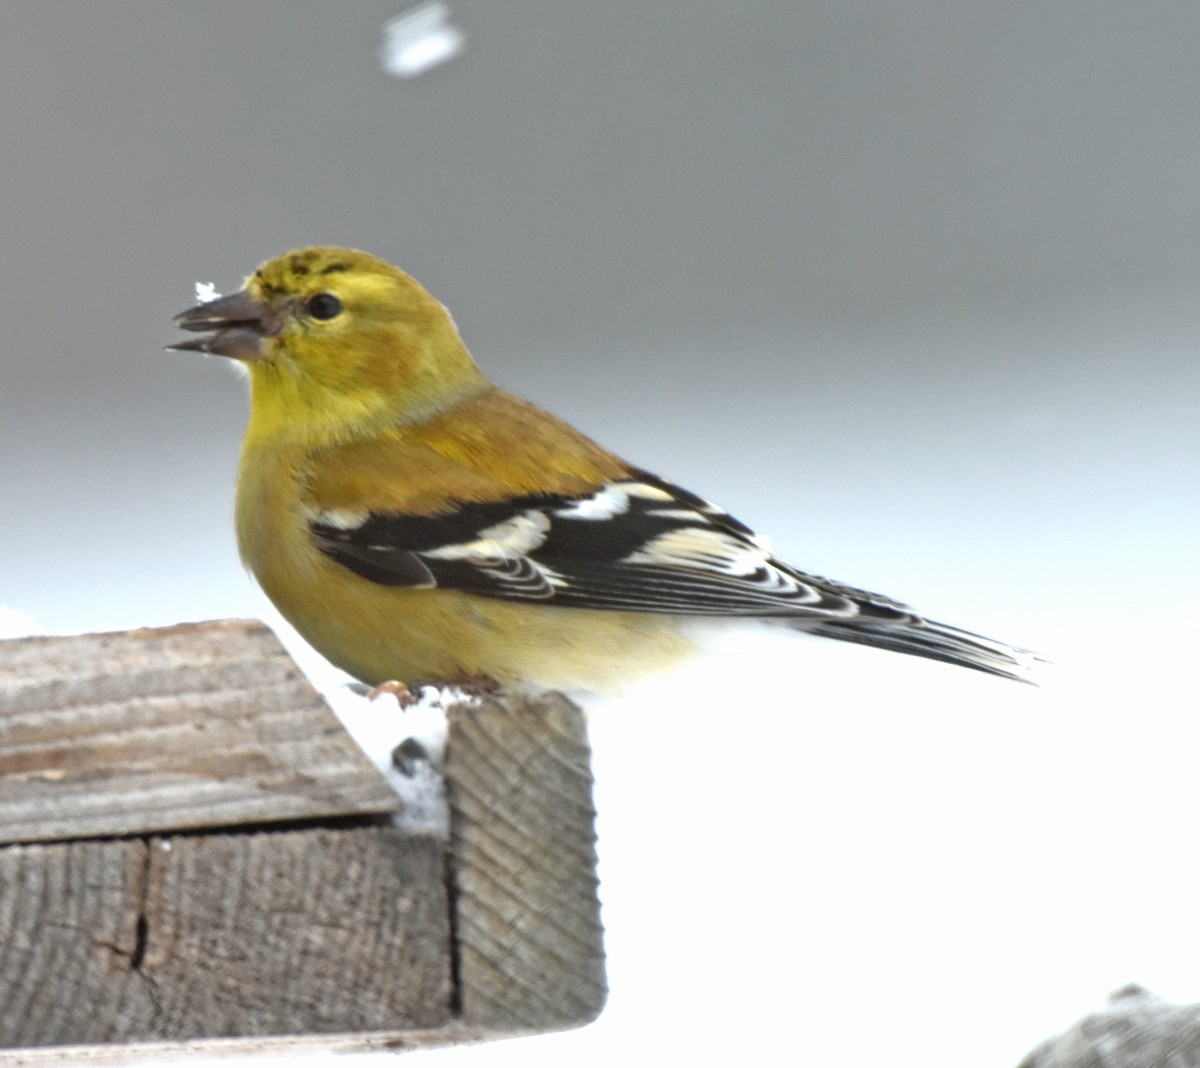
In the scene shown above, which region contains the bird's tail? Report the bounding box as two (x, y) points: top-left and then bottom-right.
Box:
(804, 616), (1043, 683)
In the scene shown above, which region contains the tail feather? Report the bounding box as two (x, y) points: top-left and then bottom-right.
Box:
(806, 617), (1043, 683)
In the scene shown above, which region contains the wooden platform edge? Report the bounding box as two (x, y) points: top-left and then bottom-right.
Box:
(445, 691), (608, 1033)
(0, 620), (398, 844)
(0, 1022), (496, 1067)
(0, 622), (608, 1050)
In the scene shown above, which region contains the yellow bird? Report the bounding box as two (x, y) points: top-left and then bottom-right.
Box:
(170, 246), (1034, 695)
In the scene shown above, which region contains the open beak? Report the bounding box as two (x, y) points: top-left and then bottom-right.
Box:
(168, 290), (281, 361)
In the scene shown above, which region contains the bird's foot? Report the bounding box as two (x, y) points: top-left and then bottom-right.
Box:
(445, 674), (502, 699)
(364, 674), (501, 707)
(366, 679), (420, 707)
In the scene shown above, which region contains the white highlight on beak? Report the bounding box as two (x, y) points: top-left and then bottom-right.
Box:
(194, 281), (221, 304)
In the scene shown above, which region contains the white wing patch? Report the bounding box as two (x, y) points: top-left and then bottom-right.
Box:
(302, 505), (369, 531)
(639, 507), (703, 521)
(552, 486), (631, 520)
(423, 510), (550, 560)
(552, 479), (673, 520)
(623, 527), (767, 574)
(623, 527), (823, 601)
(419, 510), (563, 598)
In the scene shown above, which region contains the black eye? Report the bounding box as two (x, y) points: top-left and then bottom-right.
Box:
(305, 292), (343, 320)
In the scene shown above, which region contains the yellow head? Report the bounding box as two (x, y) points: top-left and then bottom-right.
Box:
(172, 247), (487, 444)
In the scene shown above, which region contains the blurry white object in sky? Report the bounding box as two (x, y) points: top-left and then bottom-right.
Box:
(382, 3), (464, 78)
(0, 605), (45, 639)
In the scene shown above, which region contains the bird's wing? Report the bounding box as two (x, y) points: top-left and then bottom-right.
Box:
(308, 467), (1039, 680)
(307, 468), (915, 624)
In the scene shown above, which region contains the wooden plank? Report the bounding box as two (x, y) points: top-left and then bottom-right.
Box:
(444, 692), (607, 1032)
(0, 672), (607, 1051)
(0, 826), (452, 1047)
(0, 621), (399, 843)
(0, 1022), (492, 1065)
(0, 838), (152, 1049)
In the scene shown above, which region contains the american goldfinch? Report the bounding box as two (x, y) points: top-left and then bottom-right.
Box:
(170, 247), (1034, 693)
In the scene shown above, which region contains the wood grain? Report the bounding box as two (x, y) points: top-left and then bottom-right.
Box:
(0, 827), (452, 1047)
(0, 624), (608, 1049)
(444, 691), (606, 1032)
(0, 621), (398, 843)
(0, 838), (152, 1048)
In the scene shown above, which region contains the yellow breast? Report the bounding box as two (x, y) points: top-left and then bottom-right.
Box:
(234, 436), (695, 691)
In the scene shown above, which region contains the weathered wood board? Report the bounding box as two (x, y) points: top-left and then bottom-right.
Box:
(0, 828), (452, 1047)
(446, 692), (606, 1031)
(0, 620), (399, 843)
(0, 620), (607, 1052)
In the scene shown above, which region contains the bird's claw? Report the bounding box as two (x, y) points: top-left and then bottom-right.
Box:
(366, 679), (421, 707)
(447, 674), (502, 699)
(364, 675), (500, 707)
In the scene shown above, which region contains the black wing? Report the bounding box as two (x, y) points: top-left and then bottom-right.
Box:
(308, 468), (1037, 680)
(309, 469), (911, 622)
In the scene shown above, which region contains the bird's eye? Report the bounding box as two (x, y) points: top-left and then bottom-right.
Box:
(305, 292), (343, 320)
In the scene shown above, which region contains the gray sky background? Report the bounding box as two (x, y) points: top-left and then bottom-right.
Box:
(2, 4), (1198, 1065)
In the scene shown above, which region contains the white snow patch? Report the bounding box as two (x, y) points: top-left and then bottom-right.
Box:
(322, 682), (473, 837)
(0, 605), (46, 639)
(254, 609), (481, 837)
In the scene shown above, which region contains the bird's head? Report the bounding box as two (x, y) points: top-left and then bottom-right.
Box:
(170, 246), (486, 441)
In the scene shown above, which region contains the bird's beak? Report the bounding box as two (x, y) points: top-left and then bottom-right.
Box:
(168, 290), (281, 361)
